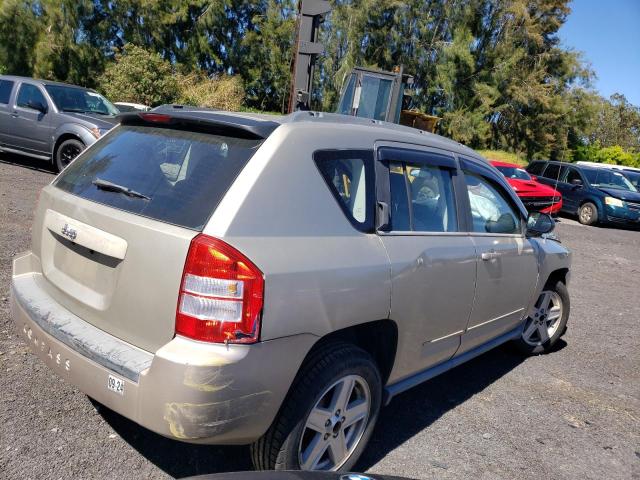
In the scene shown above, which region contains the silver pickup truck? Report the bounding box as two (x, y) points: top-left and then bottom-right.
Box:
(0, 75), (117, 171)
(10, 107), (571, 472)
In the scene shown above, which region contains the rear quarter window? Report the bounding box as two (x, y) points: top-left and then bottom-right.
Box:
(314, 150), (375, 232)
(541, 163), (567, 181)
(54, 125), (262, 230)
(526, 162), (546, 176)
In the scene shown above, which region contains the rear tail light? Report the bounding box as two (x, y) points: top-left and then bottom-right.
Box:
(139, 112), (172, 123)
(176, 235), (264, 344)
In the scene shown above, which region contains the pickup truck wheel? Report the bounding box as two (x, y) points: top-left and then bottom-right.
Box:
(516, 280), (569, 355)
(55, 138), (84, 172)
(250, 343), (382, 471)
(578, 202), (598, 225)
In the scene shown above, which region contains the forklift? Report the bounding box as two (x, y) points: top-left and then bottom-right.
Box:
(288, 0), (439, 133)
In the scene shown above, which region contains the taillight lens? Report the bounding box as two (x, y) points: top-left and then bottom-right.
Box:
(176, 235), (264, 344)
(139, 112), (172, 123)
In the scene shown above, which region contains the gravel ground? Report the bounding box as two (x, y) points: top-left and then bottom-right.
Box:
(1, 153), (639, 480)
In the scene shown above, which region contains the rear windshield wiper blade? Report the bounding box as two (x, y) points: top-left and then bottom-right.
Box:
(92, 178), (151, 201)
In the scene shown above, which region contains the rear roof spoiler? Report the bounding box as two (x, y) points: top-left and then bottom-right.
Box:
(116, 108), (280, 140)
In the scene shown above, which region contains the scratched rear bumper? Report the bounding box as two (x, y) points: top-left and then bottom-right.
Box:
(10, 251), (317, 445)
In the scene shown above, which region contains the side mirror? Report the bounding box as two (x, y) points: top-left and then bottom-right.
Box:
(530, 175), (538, 181)
(526, 212), (555, 237)
(27, 99), (47, 114)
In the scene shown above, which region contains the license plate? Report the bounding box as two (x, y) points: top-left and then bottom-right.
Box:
(107, 374), (125, 395)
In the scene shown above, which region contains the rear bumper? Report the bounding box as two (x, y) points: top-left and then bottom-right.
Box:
(10, 252), (316, 445)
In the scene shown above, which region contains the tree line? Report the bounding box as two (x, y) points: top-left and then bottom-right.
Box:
(0, 0), (638, 164)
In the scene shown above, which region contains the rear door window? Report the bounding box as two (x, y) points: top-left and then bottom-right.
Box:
(54, 125), (262, 230)
(314, 150), (374, 232)
(0, 80), (14, 104)
(389, 162), (458, 232)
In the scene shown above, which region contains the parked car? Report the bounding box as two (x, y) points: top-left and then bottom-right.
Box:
(0, 75), (118, 171)
(576, 161), (640, 190)
(11, 108), (571, 472)
(527, 160), (640, 226)
(114, 101), (151, 113)
(490, 161), (562, 215)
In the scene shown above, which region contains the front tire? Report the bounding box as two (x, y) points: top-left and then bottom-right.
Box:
(515, 280), (570, 355)
(55, 138), (84, 172)
(578, 202), (598, 225)
(251, 342), (382, 471)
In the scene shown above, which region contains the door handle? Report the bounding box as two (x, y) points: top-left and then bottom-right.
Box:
(481, 250), (499, 261)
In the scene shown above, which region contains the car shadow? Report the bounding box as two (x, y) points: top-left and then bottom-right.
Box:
(96, 341), (569, 478)
(0, 151), (56, 174)
(355, 341), (565, 471)
(95, 400), (253, 477)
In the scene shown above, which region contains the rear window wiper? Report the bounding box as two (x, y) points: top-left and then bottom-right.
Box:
(92, 178), (151, 201)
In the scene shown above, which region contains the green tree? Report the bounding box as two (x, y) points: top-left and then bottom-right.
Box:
(240, 0), (296, 112)
(99, 45), (178, 106)
(32, 0), (106, 87)
(0, 0), (40, 76)
(587, 93), (640, 151)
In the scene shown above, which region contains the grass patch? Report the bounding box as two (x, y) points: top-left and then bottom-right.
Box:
(477, 150), (528, 166)
(239, 106), (282, 115)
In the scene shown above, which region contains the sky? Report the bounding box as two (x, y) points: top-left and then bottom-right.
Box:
(559, 0), (640, 106)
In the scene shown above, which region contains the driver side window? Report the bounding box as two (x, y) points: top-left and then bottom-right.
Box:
(566, 168), (583, 185)
(16, 84), (47, 110)
(464, 172), (521, 234)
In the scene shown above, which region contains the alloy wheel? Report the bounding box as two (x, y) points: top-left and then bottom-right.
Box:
(60, 144), (82, 168)
(522, 290), (563, 346)
(298, 374), (371, 471)
(579, 205), (594, 224)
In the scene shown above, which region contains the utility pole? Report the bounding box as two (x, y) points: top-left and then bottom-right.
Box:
(287, 0), (331, 113)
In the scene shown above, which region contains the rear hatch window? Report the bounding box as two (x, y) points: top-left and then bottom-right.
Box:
(54, 125), (262, 230)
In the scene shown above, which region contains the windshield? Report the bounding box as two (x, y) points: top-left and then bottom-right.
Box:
(356, 75), (392, 121)
(337, 74), (357, 116)
(621, 170), (640, 190)
(45, 85), (119, 115)
(495, 165), (531, 181)
(583, 169), (638, 192)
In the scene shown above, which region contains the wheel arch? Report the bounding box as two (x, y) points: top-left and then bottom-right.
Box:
(52, 133), (84, 163)
(304, 320), (398, 386)
(543, 268), (570, 289)
(578, 196), (604, 218)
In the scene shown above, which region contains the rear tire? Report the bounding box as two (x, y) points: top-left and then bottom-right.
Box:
(250, 342), (382, 471)
(55, 138), (84, 172)
(514, 280), (570, 355)
(578, 202), (598, 225)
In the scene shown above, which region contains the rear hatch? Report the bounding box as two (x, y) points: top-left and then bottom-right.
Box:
(31, 116), (266, 352)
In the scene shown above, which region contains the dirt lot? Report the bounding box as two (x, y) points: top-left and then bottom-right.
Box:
(1, 153), (639, 480)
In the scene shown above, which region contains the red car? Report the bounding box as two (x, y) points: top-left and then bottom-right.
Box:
(490, 161), (562, 215)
